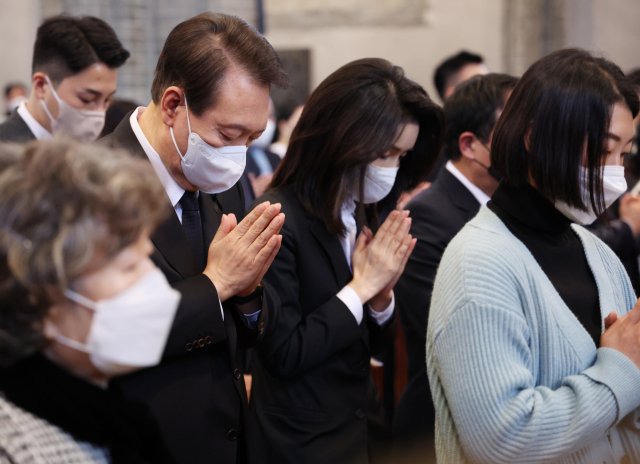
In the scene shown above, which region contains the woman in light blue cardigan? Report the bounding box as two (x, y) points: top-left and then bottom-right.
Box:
(427, 49), (640, 464)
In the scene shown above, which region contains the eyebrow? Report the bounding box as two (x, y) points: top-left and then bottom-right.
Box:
(220, 124), (267, 136)
(80, 88), (116, 98)
(606, 133), (635, 144)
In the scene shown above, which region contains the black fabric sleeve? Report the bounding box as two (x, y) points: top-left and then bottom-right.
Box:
(163, 274), (226, 357)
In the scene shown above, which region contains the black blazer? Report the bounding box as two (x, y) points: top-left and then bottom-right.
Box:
(100, 114), (277, 464)
(0, 111), (36, 143)
(248, 187), (395, 464)
(393, 168), (481, 442)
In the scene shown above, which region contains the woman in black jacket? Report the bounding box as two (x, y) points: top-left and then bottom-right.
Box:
(249, 58), (445, 464)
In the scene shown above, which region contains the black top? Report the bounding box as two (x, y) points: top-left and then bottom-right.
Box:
(488, 182), (602, 346)
(0, 111), (36, 143)
(0, 354), (174, 464)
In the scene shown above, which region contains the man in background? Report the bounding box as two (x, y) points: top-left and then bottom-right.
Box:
(393, 73), (518, 463)
(433, 50), (488, 102)
(4, 83), (27, 117)
(0, 15), (129, 143)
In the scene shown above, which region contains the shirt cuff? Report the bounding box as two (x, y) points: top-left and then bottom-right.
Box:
(218, 297), (224, 321)
(337, 285), (364, 325)
(243, 310), (261, 329)
(368, 292), (395, 325)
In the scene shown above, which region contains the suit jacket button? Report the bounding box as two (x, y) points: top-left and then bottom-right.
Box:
(227, 429), (238, 441)
(355, 409), (365, 420)
(258, 321), (265, 335)
(358, 361), (367, 372)
(185, 342), (193, 352)
(234, 368), (242, 380)
(205, 336), (212, 345)
(198, 338), (205, 348)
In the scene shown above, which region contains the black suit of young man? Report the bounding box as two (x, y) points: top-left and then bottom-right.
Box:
(393, 168), (482, 457)
(100, 114), (278, 464)
(0, 111), (37, 143)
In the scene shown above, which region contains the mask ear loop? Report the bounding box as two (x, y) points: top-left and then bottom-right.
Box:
(170, 94), (191, 162)
(40, 75), (61, 125)
(64, 289), (98, 311)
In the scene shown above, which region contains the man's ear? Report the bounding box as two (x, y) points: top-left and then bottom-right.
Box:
(32, 72), (50, 100)
(160, 86), (184, 127)
(458, 131), (478, 160)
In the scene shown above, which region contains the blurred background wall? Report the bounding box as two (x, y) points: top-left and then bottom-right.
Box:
(1, 0), (639, 111)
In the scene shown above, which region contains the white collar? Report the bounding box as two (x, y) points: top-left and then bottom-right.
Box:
(17, 101), (52, 141)
(445, 160), (491, 205)
(129, 107), (185, 208)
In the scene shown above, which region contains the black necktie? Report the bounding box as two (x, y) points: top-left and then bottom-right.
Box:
(179, 191), (205, 271)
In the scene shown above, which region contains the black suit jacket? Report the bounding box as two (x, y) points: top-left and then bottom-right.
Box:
(100, 114), (277, 464)
(248, 187), (395, 464)
(393, 168), (481, 442)
(0, 111), (36, 143)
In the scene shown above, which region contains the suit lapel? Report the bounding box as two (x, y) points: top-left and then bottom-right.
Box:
(309, 219), (352, 287)
(108, 114), (203, 279)
(440, 169), (482, 220)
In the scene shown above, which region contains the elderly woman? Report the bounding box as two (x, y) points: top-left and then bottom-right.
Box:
(0, 140), (180, 463)
(427, 49), (640, 464)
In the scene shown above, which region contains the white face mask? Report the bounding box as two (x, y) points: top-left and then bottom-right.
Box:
(170, 96), (247, 194)
(362, 163), (399, 204)
(57, 268), (180, 377)
(40, 76), (106, 142)
(555, 165), (627, 225)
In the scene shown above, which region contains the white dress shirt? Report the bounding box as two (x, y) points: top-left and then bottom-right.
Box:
(445, 160), (491, 205)
(130, 107), (264, 326)
(335, 197), (395, 326)
(17, 101), (52, 141)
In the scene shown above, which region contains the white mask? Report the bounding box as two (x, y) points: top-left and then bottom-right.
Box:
(362, 163), (399, 204)
(251, 119), (276, 149)
(57, 268), (180, 377)
(555, 165), (627, 225)
(170, 96), (247, 194)
(40, 76), (106, 142)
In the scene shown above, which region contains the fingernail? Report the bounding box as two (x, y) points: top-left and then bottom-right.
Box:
(273, 216), (282, 226)
(268, 205), (278, 214)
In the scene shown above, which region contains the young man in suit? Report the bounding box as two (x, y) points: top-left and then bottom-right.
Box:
(99, 13), (288, 464)
(0, 16), (129, 143)
(392, 73), (518, 463)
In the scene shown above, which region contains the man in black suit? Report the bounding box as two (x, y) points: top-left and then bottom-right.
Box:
(100, 13), (288, 464)
(393, 73), (518, 463)
(0, 16), (129, 144)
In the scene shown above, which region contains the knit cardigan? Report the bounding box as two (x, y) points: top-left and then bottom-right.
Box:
(427, 206), (640, 464)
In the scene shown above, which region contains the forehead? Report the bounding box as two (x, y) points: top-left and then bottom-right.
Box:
(58, 62), (118, 91)
(394, 122), (420, 150)
(609, 102), (634, 141)
(201, 66), (270, 133)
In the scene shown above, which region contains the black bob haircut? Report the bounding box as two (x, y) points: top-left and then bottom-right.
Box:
(271, 58), (445, 236)
(32, 15), (130, 85)
(444, 73), (518, 161)
(433, 51), (484, 101)
(492, 48), (639, 216)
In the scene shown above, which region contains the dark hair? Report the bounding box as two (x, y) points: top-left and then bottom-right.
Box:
(492, 48), (640, 215)
(271, 58), (445, 236)
(99, 99), (139, 138)
(4, 83), (26, 98)
(628, 68), (640, 88)
(434, 51), (484, 101)
(0, 139), (168, 366)
(32, 15), (130, 85)
(444, 73), (518, 161)
(151, 13), (288, 117)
